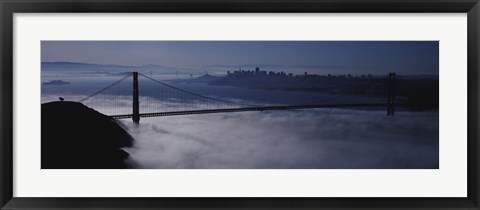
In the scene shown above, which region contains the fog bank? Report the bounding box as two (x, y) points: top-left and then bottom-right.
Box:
(122, 109), (438, 169)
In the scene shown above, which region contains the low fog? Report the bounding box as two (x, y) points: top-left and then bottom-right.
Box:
(42, 81), (438, 169)
(121, 109), (438, 169)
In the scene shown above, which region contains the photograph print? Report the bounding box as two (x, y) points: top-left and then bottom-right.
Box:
(41, 41), (439, 169)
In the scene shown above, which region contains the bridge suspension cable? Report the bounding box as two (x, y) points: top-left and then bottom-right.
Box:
(78, 73), (132, 103)
(138, 72), (255, 107)
(74, 71), (397, 120)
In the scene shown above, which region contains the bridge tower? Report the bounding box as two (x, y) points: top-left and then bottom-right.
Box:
(387, 72), (396, 116)
(132, 71), (140, 123)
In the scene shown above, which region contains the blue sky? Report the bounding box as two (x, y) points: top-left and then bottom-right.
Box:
(41, 41), (438, 75)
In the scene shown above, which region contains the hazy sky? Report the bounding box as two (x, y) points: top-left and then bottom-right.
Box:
(41, 41), (439, 75)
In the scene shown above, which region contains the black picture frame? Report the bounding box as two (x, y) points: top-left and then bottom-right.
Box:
(1, 0), (479, 209)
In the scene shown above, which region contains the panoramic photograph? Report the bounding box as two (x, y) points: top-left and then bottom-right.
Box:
(41, 41), (439, 169)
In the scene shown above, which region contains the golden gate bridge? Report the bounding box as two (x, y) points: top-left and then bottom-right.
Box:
(78, 72), (397, 123)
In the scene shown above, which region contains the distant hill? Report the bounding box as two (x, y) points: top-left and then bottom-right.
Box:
(41, 62), (196, 75)
(41, 61), (134, 69)
(170, 74), (220, 84)
(209, 74), (439, 110)
(41, 101), (134, 169)
(41, 62), (169, 69)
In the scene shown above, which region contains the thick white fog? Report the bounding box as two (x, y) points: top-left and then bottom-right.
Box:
(121, 109), (438, 169)
(42, 80), (439, 169)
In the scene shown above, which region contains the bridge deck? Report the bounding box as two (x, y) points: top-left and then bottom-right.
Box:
(109, 103), (388, 119)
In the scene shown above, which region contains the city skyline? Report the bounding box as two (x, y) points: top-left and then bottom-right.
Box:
(41, 41), (439, 75)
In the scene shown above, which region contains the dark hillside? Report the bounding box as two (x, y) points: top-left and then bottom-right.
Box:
(42, 101), (134, 169)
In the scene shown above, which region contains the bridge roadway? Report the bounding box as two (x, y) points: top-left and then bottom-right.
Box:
(109, 103), (389, 119)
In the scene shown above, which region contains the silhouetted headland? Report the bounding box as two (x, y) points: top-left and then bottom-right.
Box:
(42, 101), (134, 169)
